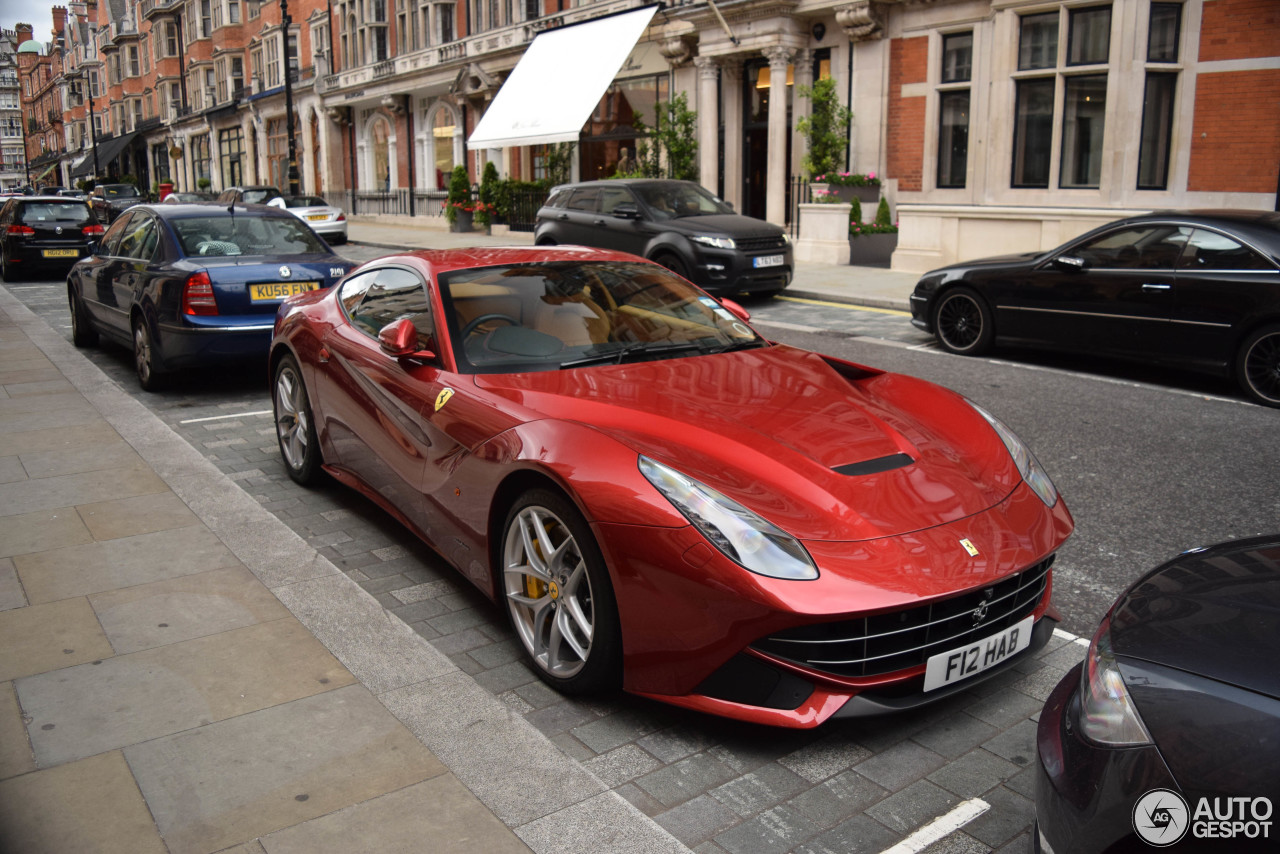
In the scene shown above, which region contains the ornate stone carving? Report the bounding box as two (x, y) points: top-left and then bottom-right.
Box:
(836, 1), (887, 42)
(763, 45), (794, 70)
(693, 55), (719, 79)
(326, 106), (351, 126)
(659, 33), (695, 67)
(380, 94), (405, 115)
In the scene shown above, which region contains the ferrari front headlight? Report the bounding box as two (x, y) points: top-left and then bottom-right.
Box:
(969, 402), (1059, 507)
(639, 456), (818, 580)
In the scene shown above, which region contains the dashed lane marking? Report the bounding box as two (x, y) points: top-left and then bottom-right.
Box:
(878, 798), (991, 854)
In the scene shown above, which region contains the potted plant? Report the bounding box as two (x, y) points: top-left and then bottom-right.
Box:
(797, 77), (852, 190)
(848, 196), (899, 267)
(197, 177), (211, 191)
(446, 165), (472, 232)
(813, 170), (882, 205)
(474, 161), (498, 233)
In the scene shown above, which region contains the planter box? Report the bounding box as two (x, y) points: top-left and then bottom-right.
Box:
(848, 232), (899, 267)
(450, 210), (473, 233)
(795, 202), (853, 265)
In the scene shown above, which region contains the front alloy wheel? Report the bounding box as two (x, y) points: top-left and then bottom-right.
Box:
(934, 287), (994, 355)
(1237, 324), (1280, 408)
(502, 490), (619, 693)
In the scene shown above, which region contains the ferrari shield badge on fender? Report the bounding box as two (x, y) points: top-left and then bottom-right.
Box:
(434, 388), (454, 411)
(960, 538), (980, 557)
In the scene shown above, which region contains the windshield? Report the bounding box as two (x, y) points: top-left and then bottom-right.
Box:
(102, 185), (140, 198)
(241, 188), (281, 204)
(18, 202), (92, 225)
(439, 261), (762, 374)
(170, 213), (331, 257)
(633, 182), (733, 220)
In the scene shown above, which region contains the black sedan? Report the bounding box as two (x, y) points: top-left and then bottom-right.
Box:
(89, 183), (146, 224)
(534, 179), (793, 297)
(67, 203), (355, 390)
(0, 195), (103, 279)
(909, 211), (1280, 407)
(1035, 535), (1280, 853)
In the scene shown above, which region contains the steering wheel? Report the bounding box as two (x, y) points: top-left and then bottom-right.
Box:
(461, 313), (519, 338)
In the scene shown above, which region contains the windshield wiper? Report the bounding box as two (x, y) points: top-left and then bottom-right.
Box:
(559, 341), (708, 369)
(703, 339), (768, 355)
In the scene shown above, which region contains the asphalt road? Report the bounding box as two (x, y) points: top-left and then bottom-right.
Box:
(7, 250), (1278, 853)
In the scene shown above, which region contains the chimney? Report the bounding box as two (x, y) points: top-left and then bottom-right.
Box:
(53, 7), (68, 35)
(16, 23), (32, 45)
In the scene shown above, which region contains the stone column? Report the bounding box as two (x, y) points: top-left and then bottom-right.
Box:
(792, 48), (815, 179)
(721, 60), (743, 210)
(694, 55), (719, 195)
(764, 45), (794, 226)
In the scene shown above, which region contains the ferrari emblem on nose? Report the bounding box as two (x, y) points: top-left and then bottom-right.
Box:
(960, 538), (980, 557)
(279, 265), (292, 278)
(434, 388), (454, 411)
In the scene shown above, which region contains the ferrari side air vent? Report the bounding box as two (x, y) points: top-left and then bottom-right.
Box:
(833, 453), (913, 477)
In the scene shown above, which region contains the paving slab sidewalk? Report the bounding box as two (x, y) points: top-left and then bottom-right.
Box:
(0, 286), (686, 854)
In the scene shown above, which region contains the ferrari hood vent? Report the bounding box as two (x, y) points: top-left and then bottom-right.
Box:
(833, 453), (914, 477)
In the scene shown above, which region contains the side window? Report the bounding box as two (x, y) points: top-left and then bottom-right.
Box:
(98, 212), (134, 256)
(1073, 225), (1186, 270)
(338, 270), (377, 316)
(350, 267), (435, 346)
(600, 187), (636, 215)
(565, 187), (601, 212)
(1177, 229), (1274, 272)
(117, 216), (155, 259)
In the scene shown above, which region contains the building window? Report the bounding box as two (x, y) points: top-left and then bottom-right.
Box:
(164, 22), (178, 57)
(251, 45), (264, 92)
(141, 35), (150, 73)
(192, 133), (211, 186)
(128, 45), (140, 77)
(266, 37), (281, 87)
(937, 32), (971, 189)
(219, 126), (244, 186)
(202, 0), (213, 37)
(438, 4), (455, 43)
(1138, 3), (1181, 190)
(231, 57), (244, 98)
(247, 0), (260, 19)
(229, 0), (240, 24)
(1011, 5), (1112, 190)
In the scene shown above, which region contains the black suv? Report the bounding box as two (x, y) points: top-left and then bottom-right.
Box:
(89, 183), (146, 224)
(0, 195), (103, 280)
(534, 179), (793, 297)
(216, 185), (283, 205)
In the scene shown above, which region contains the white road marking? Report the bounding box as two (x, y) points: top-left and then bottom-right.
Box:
(1053, 627), (1092, 647)
(878, 798), (991, 854)
(179, 410), (273, 424)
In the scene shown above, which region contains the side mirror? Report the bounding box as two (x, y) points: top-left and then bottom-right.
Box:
(267, 197), (286, 209)
(378, 318), (436, 361)
(612, 203), (640, 220)
(1052, 255), (1086, 272)
(721, 298), (751, 323)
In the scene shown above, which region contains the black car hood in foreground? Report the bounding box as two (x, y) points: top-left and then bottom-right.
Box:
(1109, 535), (1280, 699)
(662, 213), (784, 241)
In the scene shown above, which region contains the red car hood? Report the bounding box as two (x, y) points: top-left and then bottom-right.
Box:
(474, 345), (1021, 541)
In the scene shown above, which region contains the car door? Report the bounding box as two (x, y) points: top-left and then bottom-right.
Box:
(111, 212), (157, 314)
(313, 266), (461, 543)
(596, 185), (650, 256)
(553, 186), (603, 247)
(997, 224), (1182, 357)
(78, 211), (137, 336)
(1168, 227), (1280, 372)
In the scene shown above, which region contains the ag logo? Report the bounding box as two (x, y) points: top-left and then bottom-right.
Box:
(434, 387), (454, 412)
(1133, 789), (1189, 847)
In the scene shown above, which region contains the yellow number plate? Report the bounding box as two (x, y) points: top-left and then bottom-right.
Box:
(42, 249), (80, 258)
(306, 214), (328, 221)
(249, 281), (320, 301)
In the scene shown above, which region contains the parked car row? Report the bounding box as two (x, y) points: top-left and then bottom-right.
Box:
(4, 180), (1273, 852)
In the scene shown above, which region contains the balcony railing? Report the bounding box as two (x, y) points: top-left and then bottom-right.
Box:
(324, 0), (640, 93)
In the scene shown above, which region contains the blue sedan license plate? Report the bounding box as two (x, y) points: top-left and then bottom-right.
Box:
(922, 615), (1034, 692)
(752, 254), (784, 269)
(249, 281), (320, 301)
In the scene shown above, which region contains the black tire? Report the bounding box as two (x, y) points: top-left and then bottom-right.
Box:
(1236, 324), (1280, 408)
(68, 286), (98, 348)
(132, 315), (166, 391)
(501, 488), (621, 695)
(272, 354), (324, 484)
(655, 252), (690, 280)
(933, 286), (995, 355)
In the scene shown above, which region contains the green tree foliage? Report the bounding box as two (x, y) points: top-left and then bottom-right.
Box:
(634, 92), (698, 181)
(850, 195), (863, 224)
(796, 77), (853, 179)
(875, 196), (892, 227)
(476, 161), (499, 225)
(543, 143), (576, 187)
(445, 164), (470, 223)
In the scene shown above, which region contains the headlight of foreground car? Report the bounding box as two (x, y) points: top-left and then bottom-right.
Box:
(691, 235), (736, 250)
(969, 402), (1058, 507)
(639, 456), (818, 580)
(1078, 615), (1153, 746)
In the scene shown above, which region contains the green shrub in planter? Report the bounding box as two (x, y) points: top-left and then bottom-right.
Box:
(875, 197), (892, 227)
(446, 164), (470, 224)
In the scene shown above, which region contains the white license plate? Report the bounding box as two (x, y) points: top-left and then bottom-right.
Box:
(752, 254), (784, 268)
(922, 616), (1033, 692)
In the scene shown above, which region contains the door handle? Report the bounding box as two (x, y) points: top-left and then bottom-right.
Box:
(557, 213), (569, 221)
(1141, 283), (1172, 293)
(593, 219), (605, 226)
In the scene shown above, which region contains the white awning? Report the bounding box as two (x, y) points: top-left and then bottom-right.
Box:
(467, 5), (659, 151)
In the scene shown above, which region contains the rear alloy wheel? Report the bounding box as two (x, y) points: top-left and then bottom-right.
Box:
(68, 287), (97, 348)
(132, 316), (165, 391)
(273, 355), (324, 484)
(502, 489), (620, 694)
(656, 252), (690, 280)
(1237, 324), (1280, 408)
(934, 287), (995, 355)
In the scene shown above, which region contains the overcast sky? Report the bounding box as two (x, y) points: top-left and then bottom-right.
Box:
(1, 0), (62, 43)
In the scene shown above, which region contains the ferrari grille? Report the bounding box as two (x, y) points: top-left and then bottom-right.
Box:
(751, 556), (1053, 678)
(737, 235), (788, 252)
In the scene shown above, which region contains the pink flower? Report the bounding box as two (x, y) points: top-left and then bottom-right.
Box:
(867, 171), (876, 180)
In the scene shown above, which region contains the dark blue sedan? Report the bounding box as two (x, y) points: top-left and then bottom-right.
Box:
(67, 202), (355, 389)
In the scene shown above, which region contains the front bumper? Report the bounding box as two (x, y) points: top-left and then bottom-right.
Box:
(1035, 666), (1179, 854)
(691, 245), (794, 296)
(600, 479), (1074, 727)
